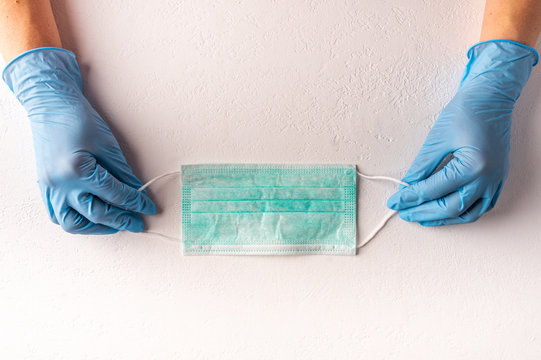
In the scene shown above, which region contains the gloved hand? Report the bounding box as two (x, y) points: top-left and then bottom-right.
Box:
(387, 40), (538, 226)
(3, 48), (156, 234)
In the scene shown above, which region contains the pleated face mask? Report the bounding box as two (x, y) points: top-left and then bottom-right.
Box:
(181, 164), (357, 255)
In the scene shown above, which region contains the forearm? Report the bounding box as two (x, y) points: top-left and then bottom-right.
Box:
(480, 0), (541, 47)
(0, 0), (61, 62)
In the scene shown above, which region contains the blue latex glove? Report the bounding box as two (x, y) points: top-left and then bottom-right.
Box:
(3, 48), (157, 234)
(388, 40), (539, 226)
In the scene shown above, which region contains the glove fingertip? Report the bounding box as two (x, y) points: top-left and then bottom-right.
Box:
(388, 189), (420, 210)
(387, 193), (400, 210)
(122, 214), (145, 233)
(139, 194), (158, 215)
(398, 210), (412, 222)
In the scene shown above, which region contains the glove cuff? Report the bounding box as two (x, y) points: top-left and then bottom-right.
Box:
(467, 40), (539, 66)
(2, 47), (83, 107)
(459, 40), (538, 101)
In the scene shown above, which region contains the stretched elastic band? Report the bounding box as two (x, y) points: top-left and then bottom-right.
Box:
(137, 171), (182, 241)
(355, 169), (408, 249)
(137, 168), (409, 250)
(138, 170), (181, 191)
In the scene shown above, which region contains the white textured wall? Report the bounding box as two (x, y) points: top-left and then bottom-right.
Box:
(1, 0), (541, 358)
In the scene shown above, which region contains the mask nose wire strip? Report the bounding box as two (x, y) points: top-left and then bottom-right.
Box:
(356, 170), (409, 249)
(135, 169), (410, 249)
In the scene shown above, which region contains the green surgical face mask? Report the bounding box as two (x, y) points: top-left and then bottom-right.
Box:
(181, 164), (357, 255)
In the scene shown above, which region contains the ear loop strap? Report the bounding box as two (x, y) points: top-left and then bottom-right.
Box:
(136, 168), (409, 249)
(137, 171), (181, 192)
(356, 170), (409, 249)
(138, 171), (182, 242)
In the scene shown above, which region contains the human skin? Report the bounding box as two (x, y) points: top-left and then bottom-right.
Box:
(0, 0), (62, 62)
(480, 0), (541, 47)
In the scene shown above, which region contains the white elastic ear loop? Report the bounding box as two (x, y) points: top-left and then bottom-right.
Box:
(137, 168), (409, 249)
(356, 170), (409, 249)
(138, 170), (181, 192)
(138, 170), (182, 242)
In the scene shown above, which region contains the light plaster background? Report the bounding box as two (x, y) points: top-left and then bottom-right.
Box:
(1, 0), (541, 359)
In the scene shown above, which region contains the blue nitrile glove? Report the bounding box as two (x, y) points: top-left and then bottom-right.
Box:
(387, 40), (539, 226)
(3, 47), (157, 234)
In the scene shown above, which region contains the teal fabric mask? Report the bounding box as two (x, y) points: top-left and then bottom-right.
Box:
(181, 164), (357, 255)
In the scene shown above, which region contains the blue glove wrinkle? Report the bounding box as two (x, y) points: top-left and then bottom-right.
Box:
(3, 48), (156, 234)
(388, 40), (537, 225)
